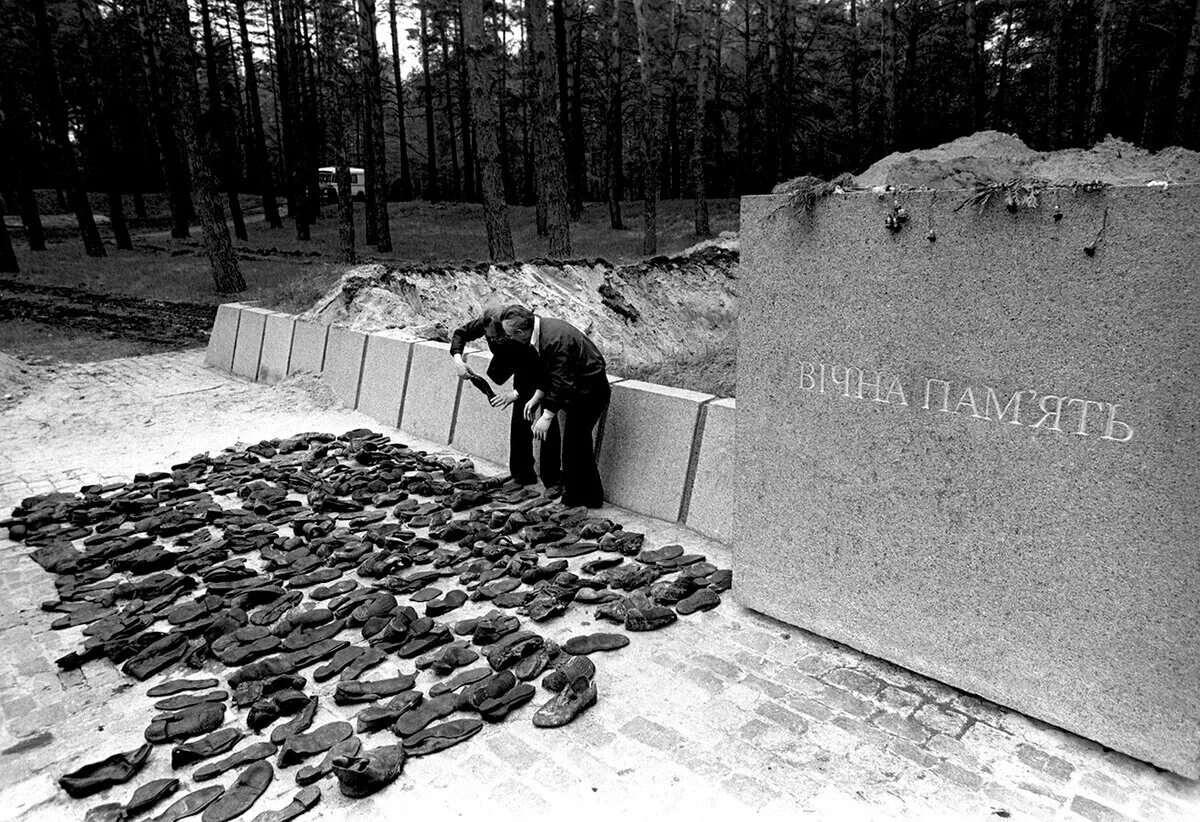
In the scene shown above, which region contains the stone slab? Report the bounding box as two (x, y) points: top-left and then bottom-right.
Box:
(450, 350), (513, 468)
(288, 320), (329, 376)
(735, 187), (1200, 777)
(683, 398), (735, 544)
(256, 313), (296, 384)
(322, 326), (368, 409)
(400, 341), (463, 446)
(356, 331), (414, 428)
(598, 380), (714, 521)
(231, 307), (270, 380)
(203, 303), (242, 371)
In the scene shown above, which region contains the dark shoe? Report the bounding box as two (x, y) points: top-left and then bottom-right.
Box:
(277, 722), (354, 767)
(296, 737), (361, 786)
(269, 696), (319, 745)
(244, 784), (321, 822)
(153, 690), (228, 712)
(416, 642), (479, 675)
(390, 694), (459, 737)
(313, 646), (366, 683)
(332, 744), (406, 798)
(562, 632), (629, 655)
(144, 785), (223, 822)
(333, 674), (417, 705)
(484, 631), (544, 670)
(625, 604), (677, 632)
(676, 589), (721, 615)
(171, 728), (243, 769)
(147, 677), (219, 698)
(532, 676), (598, 728)
(428, 666), (492, 698)
(354, 691), (423, 734)
(476, 682), (536, 722)
(340, 647), (387, 681)
(199, 759), (273, 822)
(400, 718), (483, 757)
(542, 655), (596, 693)
(145, 704), (226, 744)
(60, 743), (152, 799)
(193, 741), (278, 781)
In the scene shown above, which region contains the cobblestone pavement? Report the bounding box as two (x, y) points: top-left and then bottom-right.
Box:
(1, 350), (1197, 821)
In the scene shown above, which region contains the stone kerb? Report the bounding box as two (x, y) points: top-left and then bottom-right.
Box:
(735, 185), (1200, 778)
(598, 380), (716, 522)
(256, 312), (296, 384)
(322, 326), (369, 408)
(231, 307), (272, 380)
(682, 398), (735, 543)
(399, 341), (464, 445)
(356, 330), (414, 429)
(450, 350), (513, 468)
(203, 302), (244, 371)
(288, 319), (329, 376)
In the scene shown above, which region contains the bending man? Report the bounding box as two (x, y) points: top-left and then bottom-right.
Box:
(450, 305), (561, 489)
(500, 306), (609, 509)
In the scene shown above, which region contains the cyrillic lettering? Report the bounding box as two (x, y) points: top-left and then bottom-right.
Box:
(857, 369), (884, 401)
(818, 363), (827, 394)
(1030, 394), (1065, 432)
(799, 361), (816, 391)
(884, 376), (908, 406)
(830, 365), (854, 398)
(1101, 403), (1134, 442)
(923, 379), (951, 412)
(1065, 398), (1105, 436)
(984, 387), (1025, 425)
(955, 386), (985, 418)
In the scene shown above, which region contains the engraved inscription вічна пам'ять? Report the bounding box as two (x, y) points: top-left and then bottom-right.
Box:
(796, 361), (1133, 442)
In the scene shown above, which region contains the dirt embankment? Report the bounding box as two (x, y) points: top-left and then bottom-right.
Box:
(854, 131), (1200, 190)
(301, 239), (739, 370)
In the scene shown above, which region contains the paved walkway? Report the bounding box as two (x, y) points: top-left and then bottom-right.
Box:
(0, 350), (1196, 821)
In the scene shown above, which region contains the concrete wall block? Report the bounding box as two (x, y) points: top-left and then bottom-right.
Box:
(257, 313), (296, 384)
(450, 351), (514, 468)
(684, 397), (736, 544)
(598, 379), (715, 521)
(322, 326), (368, 409)
(231, 307), (271, 380)
(288, 320), (329, 376)
(203, 303), (243, 371)
(357, 331), (414, 428)
(400, 341), (463, 445)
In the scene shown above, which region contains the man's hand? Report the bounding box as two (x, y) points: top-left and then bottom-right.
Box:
(490, 390), (519, 409)
(452, 354), (471, 379)
(532, 409), (555, 441)
(524, 389), (546, 422)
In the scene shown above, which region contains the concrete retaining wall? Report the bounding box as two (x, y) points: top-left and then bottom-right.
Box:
(203, 308), (734, 545)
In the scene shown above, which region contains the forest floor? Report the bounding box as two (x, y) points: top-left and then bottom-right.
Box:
(1, 196), (741, 396)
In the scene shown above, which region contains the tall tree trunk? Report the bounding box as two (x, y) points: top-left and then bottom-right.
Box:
(274, 0), (309, 239)
(439, 17), (463, 199)
(1088, 0), (1117, 143)
(388, 0), (414, 200)
(234, 0), (283, 227)
(738, 0), (752, 192)
(551, 0), (580, 216)
(847, 0), (861, 167)
(1, 39), (45, 251)
(570, 0), (586, 211)
(691, 0), (718, 238)
(964, 0), (985, 131)
(33, 0), (105, 257)
(0, 199), (17, 273)
(606, 0), (625, 229)
(1050, 0), (1069, 147)
(464, 0), (515, 260)
(360, 0), (392, 251)
(1175, 0), (1200, 145)
(421, 3), (440, 200)
(200, 0), (247, 241)
(456, 9), (477, 202)
(161, 0), (246, 292)
(527, 0), (572, 256)
(633, 0), (667, 255)
(359, 0), (380, 245)
(882, 0), (897, 151)
(993, 0), (1014, 129)
(495, 1), (515, 203)
(298, 4), (322, 224)
(78, 0), (133, 251)
(521, 11), (540, 217)
(318, 0), (354, 263)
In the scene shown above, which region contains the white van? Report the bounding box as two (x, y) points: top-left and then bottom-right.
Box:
(318, 167), (366, 202)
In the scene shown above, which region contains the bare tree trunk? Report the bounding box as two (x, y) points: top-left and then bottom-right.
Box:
(421, 3), (440, 200)
(691, 0), (718, 238)
(993, 0), (1014, 129)
(161, 0), (246, 293)
(388, 0), (414, 200)
(633, 0), (667, 255)
(456, 8), (478, 202)
(358, 0), (378, 245)
(882, 0), (897, 151)
(438, 17), (463, 200)
(0, 75), (47, 251)
(234, 0), (283, 228)
(33, 0), (106, 257)
(847, 0), (861, 167)
(1050, 0), (1068, 147)
(495, 1), (515, 202)
(200, 0), (247, 241)
(964, 0), (985, 131)
(570, 0), (586, 211)
(464, 0), (516, 260)
(551, 0), (581, 217)
(362, 0), (392, 251)
(318, 0), (354, 263)
(606, 0), (625, 229)
(1175, 0), (1200, 145)
(527, 0), (572, 256)
(273, 0), (309, 239)
(1088, 0), (1117, 143)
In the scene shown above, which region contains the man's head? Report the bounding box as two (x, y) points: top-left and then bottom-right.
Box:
(499, 305), (535, 345)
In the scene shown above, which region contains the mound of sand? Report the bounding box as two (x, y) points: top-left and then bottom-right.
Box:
(855, 131), (1200, 190)
(300, 239), (739, 368)
(0, 353), (41, 401)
